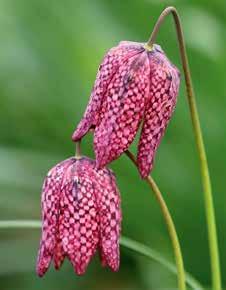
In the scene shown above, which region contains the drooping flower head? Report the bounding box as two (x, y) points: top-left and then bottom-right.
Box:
(72, 41), (180, 178)
(37, 156), (121, 276)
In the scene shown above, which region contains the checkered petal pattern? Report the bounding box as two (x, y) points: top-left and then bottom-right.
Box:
(37, 157), (121, 276)
(137, 50), (180, 178)
(72, 42), (180, 177)
(72, 41), (143, 141)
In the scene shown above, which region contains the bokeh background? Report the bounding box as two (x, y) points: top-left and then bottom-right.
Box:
(0, 0), (226, 289)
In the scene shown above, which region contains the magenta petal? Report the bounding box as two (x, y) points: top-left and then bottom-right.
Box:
(72, 43), (143, 142)
(59, 158), (99, 275)
(137, 51), (180, 178)
(36, 158), (74, 276)
(37, 155), (122, 276)
(94, 51), (150, 168)
(96, 169), (121, 271)
(53, 236), (65, 270)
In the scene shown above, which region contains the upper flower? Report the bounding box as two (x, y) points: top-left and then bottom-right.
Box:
(37, 156), (121, 276)
(72, 41), (180, 178)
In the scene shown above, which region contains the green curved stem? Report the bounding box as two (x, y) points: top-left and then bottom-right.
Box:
(0, 220), (203, 290)
(120, 236), (203, 290)
(147, 6), (221, 290)
(125, 150), (186, 290)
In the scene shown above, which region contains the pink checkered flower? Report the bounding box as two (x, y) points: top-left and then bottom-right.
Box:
(72, 41), (180, 178)
(36, 156), (121, 276)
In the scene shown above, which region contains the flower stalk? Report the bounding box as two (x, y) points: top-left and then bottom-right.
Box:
(147, 6), (221, 290)
(125, 150), (186, 290)
(75, 140), (81, 158)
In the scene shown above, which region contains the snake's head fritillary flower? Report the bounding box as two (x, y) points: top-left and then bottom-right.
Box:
(36, 156), (121, 276)
(72, 42), (180, 178)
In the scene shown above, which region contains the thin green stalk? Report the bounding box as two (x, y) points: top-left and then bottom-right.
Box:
(0, 220), (203, 290)
(0, 220), (41, 229)
(75, 140), (81, 159)
(146, 6), (221, 290)
(120, 236), (203, 290)
(125, 150), (186, 290)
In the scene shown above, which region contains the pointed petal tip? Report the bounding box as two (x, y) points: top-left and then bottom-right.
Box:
(73, 266), (86, 276)
(110, 263), (120, 272)
(36, 271), (44, 278)
(100, 250), (120, 272)
(71, 117), (93, 142)
(36, 241), (53, 278)
(71, 132), (77, 142)
(53, 252), (65, 271)
(70, 256), (92, 276)
(73, 266), (88, 276)
(71, 129), (82, 142)
(100, 253), (120, 272)
(36, 261), (49, 277)
(107, 257), (120, 272)
(36, 267), (44, 277)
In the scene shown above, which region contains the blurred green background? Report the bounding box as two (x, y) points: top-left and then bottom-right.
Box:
(0, 0), (226, 289)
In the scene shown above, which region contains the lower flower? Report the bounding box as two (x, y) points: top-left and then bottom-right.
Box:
(36, 156), (121, 276)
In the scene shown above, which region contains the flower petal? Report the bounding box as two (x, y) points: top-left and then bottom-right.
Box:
(36, 158), (74, 276)
(59, 158), (99, 275)
(53, 236), (65, 270)
(72, 43), (143, 141)
(94, 51), (150, 168)
(96, 169), (121, 271)
(137, 51), (180, 178)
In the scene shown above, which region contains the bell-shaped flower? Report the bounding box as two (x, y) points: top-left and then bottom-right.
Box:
(36, 156), (121, 276)
(72, 41), (180, 178)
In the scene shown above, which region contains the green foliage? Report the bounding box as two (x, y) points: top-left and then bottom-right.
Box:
(0, 0), (226, 289)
